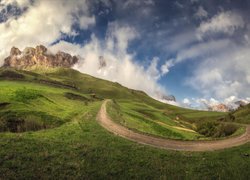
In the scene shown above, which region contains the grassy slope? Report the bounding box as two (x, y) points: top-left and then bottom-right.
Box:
(29, 68), (237, 140)
(0, 67), (249, 179)
(231, 104), (250, 124)
(0, 81), (92, 130)
(0, 68), (243, 139)
(0, 102), (249, 179)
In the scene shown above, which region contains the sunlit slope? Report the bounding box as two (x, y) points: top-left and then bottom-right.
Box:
(0, 67), (250, 179)
(227, 104), (250, 124)
(0, 67), (244, 139)
(0, 79), (94, 132)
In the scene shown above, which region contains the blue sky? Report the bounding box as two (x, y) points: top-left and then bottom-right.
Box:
(0, 0), (250, 108)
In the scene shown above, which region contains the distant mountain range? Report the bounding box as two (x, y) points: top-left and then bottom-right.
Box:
(206, 100), (249, 112)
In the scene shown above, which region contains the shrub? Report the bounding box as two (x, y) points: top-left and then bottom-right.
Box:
(64, 92), (88, 101)
(0, 70), (24, 79)
(196, 120), (238, 138)
(13, 88), (42, 103)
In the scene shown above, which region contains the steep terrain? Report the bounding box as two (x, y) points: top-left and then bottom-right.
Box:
(3, 45), (78, 69)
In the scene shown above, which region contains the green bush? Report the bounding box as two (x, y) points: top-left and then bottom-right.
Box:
(197, 121), (238, 138)
(0, 114), (45, 133)
(13, 88), (42, 103)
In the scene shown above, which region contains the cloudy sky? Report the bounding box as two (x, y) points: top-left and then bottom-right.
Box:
(0, 0), (250, 108)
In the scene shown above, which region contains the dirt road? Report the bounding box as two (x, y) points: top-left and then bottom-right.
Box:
(97, 100), (250, 151)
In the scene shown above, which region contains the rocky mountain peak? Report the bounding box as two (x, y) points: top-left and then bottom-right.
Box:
(162, 95), (176, 102)
(10, 47), (21, 56)
(3, 45), (78, 69)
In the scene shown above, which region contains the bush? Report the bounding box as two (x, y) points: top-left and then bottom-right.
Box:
(0, 70), (24, 79)
(217, 124), (238, 137)
(196, 121), (238, 138)
(197, 121), (219, 137)
(0, 111), (63, 133)
(0, 114), (45, 133)
(13, 88), (42, 103)
(64, 92), (88, 101)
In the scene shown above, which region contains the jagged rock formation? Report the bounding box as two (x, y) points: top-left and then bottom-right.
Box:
(3, 45), (78, 69)
(208, 103), (229, 112)
(98, 56), (107, 69)
(234, 100), (249, 108)
(206, 100), (249, 112)
(162, 95), (176, 102)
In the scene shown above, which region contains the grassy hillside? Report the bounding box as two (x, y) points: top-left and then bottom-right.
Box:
(227, 104), (250, 124)
(0, 67), (249, 179)
(0, 80), (93, 132)
(0, 101), (249, 179)
(0, 67), (244, 139)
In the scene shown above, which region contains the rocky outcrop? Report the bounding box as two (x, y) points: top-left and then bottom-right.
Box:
(3, 45), (78, 69)
(98, 56), (107, 69)
(234, 100), (249, 108)
(162, 95), (176, 102)
(208, 103), (229, 112)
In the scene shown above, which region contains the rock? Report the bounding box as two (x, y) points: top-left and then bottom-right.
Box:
(234, 100), (249, 107)
(209, 103), (229, 112)
(35, 45), (47, 54)
(99, 56), (107, 69)
(162, 95), (176, 102)
(3, 45), (78, 69)
(10, 47), (21, 56)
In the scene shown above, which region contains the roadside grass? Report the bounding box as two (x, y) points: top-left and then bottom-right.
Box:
(107, 100), (203, 140)
(0, 69), (249, 179)
(0, 101), (249, 179)
(108, 100), (244, 140)
(230, 104), (250, 124)
(0, 69), (250, 179)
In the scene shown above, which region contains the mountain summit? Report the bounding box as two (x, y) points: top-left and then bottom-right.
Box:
(3, 45), (78, 69)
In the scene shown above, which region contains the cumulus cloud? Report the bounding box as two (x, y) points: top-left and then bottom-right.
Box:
(194, 6), (208, 19)
(197, 11), (245, 38)
(0, 0), (170, 104)
(51, 22), (167, 100)
(147, 57), (161, 80)
(0, 0), (30, 10)
(183, 98), (191, 105)
(185, 45), (250, 101)
(182, 95), (250, 111)
(161, 59), (174, 75)
(0, 0), (95, 65)
(175, 39), (230, 63)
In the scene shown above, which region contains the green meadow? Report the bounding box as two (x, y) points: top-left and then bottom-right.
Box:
(0, 68), (249, 179)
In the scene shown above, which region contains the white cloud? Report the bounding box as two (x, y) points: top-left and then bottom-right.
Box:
(175, 39), (230, 63)
(78, 16), (95, 30)
(182, 96), (250, 111)
(0, 0), (95, 65)
(0, 0), (170, 104)
(0, 0), (30, 9)
(183, 98), (191, 105)
(195, 6), (208, 19)
(161, 59), (174, 75)
(186, 45), (250, 99)
(197, 11), (244, 38)
(51, 22), (168, 101)
(147, 57), (161, 80)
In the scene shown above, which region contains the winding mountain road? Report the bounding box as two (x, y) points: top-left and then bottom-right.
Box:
(97, 100), (250, 151)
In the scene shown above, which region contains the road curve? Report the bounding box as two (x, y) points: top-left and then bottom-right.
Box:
(96, 100), (250, 151)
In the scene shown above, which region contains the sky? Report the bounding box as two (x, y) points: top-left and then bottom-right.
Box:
(0, 0), (250, 109)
